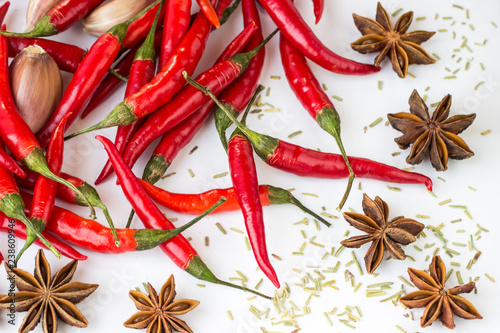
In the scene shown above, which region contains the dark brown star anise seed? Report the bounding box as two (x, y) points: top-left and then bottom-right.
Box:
(0, 249), (98, 333)
(400, 255), (482, 329)
(124, 274), (199, 333)
(388, 89), (476, 171)
(351, 2), (436, 78)
(340, 193), (425, 273)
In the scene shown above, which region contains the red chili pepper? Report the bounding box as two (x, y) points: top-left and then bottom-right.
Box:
(36, 1), (162, 149)
(65, 0), (230, 138)
(122, 1), (166, 50)
(312, 0), (324, 24)
(0, 24), (95, 219)
(7, 36), (86, 73)
(280, 33), (354, 210)
(185, 74), (434, 192)
(196, 0), (220, 28)
(228, 128), (279, 288)
(159, 0), (191, 70)
(96, 135), (270, 298)
(95, 7), (164, 185)
(141, 21), (259, 185)
(120, 28), (277, 171)
(138, 179), (330, 226)
(0, 2), (10, 26)
(0, 140), (25, 178)
(18, 191), (223, 254)
(0, 210), (87, 261)
(17, 113), (73, 261)
(0, 0), (106, 37)
(215, 0), (265, 149)
(257, 0), (380, 75)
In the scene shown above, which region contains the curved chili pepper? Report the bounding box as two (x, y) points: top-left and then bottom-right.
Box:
(19, 191), (224, 254)
(280, 33), (354, 210)
(95, 7), (164, 185)
(36, 1), (162, 149)
(0, 140), (25, 178)
(312, 0), (324, 24)
(0, 0), (106, 38)
(17, 113), (74, 261)
(142, 21), (259, 185)
(228, 128), (279, 288)
(185, 73), (434, 192)
(65, 0), (230, 139)
(96, 135), (270, 299)
(0, 2), (9, 26)
(138, 179), (330, 226)
(120, 28), (277, 171)
(0, 211), (87, 261)
(122, 1), (166, 50)
(159, 0), (191, 70)
(196, 0), (220, 28)
(257, 0), (379, 75)
(0, 24), (95, 219)
(7, 36), (86, 73)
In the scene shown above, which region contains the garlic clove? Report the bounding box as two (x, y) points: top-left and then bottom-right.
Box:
(9, 45), (63, 134)
(26, 0), (62, 32)
(83, 0), (157, 37)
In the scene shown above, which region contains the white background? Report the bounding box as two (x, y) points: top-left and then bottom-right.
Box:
(1, 1), (500, 332)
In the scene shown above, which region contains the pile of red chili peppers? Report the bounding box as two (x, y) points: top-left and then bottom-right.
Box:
(0, 0), (435, 296)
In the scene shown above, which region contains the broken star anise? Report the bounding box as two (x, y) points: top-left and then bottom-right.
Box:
(124, 274), (199, 333)
(0, 249), (98, 333)
(388, 89), (476, 171)
(400, 255), (482, 329)
(351, 2), (436, 78)
(340, 193), (424, 273)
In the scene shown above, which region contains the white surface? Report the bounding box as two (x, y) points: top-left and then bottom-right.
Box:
(1, 1), (500, 332)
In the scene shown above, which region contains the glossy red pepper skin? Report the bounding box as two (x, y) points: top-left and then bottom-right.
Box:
(228, 133), (280, 288)
(196, 0), (220, 28)
(0, 2), (9, 26)
(0, 211), (87, 261)
(257, 0), (379, 75)
(160, 0), (191, 70)
(142, 21), (259, 184)
(122, 1), (165, 50)
(0, 140), (25, 178)
(215, 0), (265, 149)
(7, 36), (86, 73)
(312, 0), (324, 24)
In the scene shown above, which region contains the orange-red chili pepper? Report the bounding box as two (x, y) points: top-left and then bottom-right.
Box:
(196, 0), (220, 28)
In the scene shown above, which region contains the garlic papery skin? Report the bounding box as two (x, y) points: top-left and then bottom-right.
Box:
(26, 0), (62, 31)
(83, 0), (156, 37)
(9, 45), (63, 134)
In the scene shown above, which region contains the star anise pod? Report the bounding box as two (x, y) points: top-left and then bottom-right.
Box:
(400, 255), (482, 329)
(124, 274), (199, 333)
(388, 89), (476, 171)
(351, 2), (436, 78)
(0, 249), (98, 333)
(340, 193), (424, 273)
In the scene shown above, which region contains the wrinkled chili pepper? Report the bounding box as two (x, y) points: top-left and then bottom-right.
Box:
(65, 0), (231, 139)
(312, 0), (324, 24)
(0, 24), (95, 218)
(141, 21), (259, 186)
(96, 135), (270, 299)
(0, 210), (87, 261)
(119, 28), (277, 171)
(17, 113), (75, 262)
(0, 2), (9, 26)
(19, 191), (224, 254)
(280, 33), (354, 210)
(96, 6), (164, 185)
(159, 0), (191, 70)
(257, 0), (380, 75)
(0, 0), (106, 38)
(214, 0), (265, 150)
(36, 1), (162, 149)
(7, 36), (86, 73)
(0, 140), (25, 178)
(185, 73), (434, 192)
(138, 179), (330, 226)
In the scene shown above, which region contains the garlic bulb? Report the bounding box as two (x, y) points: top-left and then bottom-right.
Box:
(83, 0), (157, 37)
(10, 45), (63, 134)
(26, 0), (62, 31)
